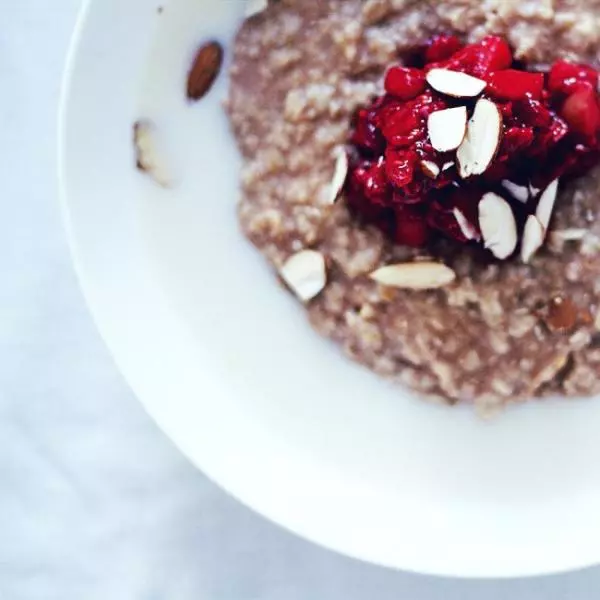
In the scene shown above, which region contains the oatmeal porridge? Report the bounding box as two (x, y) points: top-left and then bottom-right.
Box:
(225, 0), (600, 411)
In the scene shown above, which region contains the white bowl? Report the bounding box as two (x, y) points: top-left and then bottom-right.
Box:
(59, 0), (600, 578)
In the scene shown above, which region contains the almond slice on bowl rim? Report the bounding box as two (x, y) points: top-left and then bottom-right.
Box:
(426, 68), (487, 98)
(369, 262), (456, 290)
(478, 192), (517, 259)
(521, 215), (545, 263)
(457, 98), (503, 179)
(327, 147), (349, 205)
(453, 207), (479, 241)
(133, 119), (172, 188)
(427, 106), (467, 152)
(280, 250), (327, 302)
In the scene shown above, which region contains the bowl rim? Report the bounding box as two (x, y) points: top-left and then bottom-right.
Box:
(58, 0), (600, 579)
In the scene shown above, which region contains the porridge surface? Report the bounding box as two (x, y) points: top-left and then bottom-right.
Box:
(226, 0), (600, 410)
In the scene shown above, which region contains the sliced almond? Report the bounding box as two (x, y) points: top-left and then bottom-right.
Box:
(501, 180), (529, 203)
(551, 228), (587, 242)
(327, 147), (348, 204)
(133, 120), (171, 188)
(427, 106), (467, 152)
(280, 250), (326, 302)
(535, 178), (559, 230)
(457, 99), (503, 179)
(426, 68), (487, 98)
(442, 161), (455, 171)
(453, 207), (479, 241)
(370, 262), (456, 290)
(521, 215), (545, 263)
(245, 0), (268, 16)
(478, 192), (517, 259)
(421, 160), (440, 179)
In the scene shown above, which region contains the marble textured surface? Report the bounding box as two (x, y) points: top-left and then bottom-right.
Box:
(2, 0), (600, 597)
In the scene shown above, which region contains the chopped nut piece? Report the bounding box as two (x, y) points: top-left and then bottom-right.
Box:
(453, 208), (479, 241)
(421, 160), (440, 179)
(426, 69), (487, 98)
(521, 215), (545, 263)
(478, 192), (517, 259)
(370, 262), (456, 290)
(133, 120), (172, 188)
(536, 178), (560, 230)
(427, 106), (467, 152)
(502, 180), (529, 203)
(327, 147), (348, 205)
(457, 99), (503, 179)
(280, 250), (327, 302)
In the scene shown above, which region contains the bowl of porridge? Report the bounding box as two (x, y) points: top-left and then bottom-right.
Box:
(60, 0), (600, 577)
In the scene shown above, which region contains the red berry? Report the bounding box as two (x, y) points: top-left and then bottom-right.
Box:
(515, 98), (553, 127)
(561, 87), (600, 139)
(393, 180), (428, 204)
(500, 126), (535, 156)
(478, 36), (513, 71)
(487, 70), (544, 101)
(351, 109), (385, 153)
(380, 105), (422, 147)
(548, 60), (599, 96)
(395, 205), (430, 247)
(384, 66), (426, 100)
(385, 149), (418, 188)
(431, 35), (513, 77)
(425, 35), (463, 63)
(346, 34), (600, 251)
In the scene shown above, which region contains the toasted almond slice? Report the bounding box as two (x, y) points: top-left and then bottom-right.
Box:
(427, 106), (468, 152)
(478, 192), (517, 259)
(426, 68), (487, 98)
(457, 99), (503, 179)
(280, 250), (326, 302)
(328, 147), (348, 204)
(370, 262), (456, 290)
(453, 207), (479, 241)
(501, 180), (529, 203)
(245, 0), (268, 16)
(421, 160), (440, 179)
(535, 178), (559, 230)
(551, 228), (587, 242)
(521, 215), (545, 263)
(133, 120), (172, 188)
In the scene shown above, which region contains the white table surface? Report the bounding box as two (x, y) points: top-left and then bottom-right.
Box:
(3, 0), (600, 598)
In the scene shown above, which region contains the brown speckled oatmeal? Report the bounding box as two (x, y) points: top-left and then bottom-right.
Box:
(226, 0), (600, 411)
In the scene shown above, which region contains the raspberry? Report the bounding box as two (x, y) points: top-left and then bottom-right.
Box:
(561, 87), (600, 139)
(425, 35), (463, 63)
(395, 205), (430, 246)
(346, 36), (600, 250)
(548, 60), (599, 96)
(385, 149), (419, 188)
(487, 70), (544, 101)
(384, 67), (426, 100)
